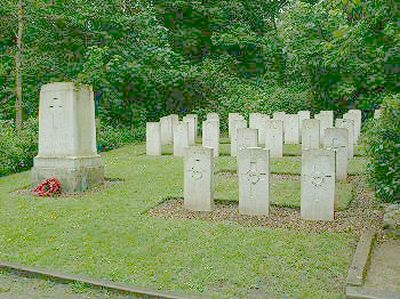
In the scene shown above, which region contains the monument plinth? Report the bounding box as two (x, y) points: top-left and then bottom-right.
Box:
(32, 82), (104, 192)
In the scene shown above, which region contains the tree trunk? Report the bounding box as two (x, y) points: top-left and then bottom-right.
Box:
(15, 0), (24, 131)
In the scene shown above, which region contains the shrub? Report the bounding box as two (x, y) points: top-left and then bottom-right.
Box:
(364, 94), (400, 203)
(0, 118), (39, 176)
(97, 124), (145, 152)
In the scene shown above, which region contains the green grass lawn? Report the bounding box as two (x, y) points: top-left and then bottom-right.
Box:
(0, 143), (358, 298)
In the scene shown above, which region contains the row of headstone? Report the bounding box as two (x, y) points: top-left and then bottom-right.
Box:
(147, 109), (362, 161)
(183, 146), (338, 221)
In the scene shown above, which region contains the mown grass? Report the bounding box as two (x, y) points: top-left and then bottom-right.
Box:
(0, 143), (357, 298)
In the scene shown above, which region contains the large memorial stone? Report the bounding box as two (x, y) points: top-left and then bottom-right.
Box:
(250, 113), (269, 145)
(32, 82), (104, 193)
(146, 122), (161, 156)
(344, 109), (361, 144)
(301, 149), (335, 221)
(183, 114), (198, 145)
(265, 120), (284, 158)
(228, 113), (244, 138)
(173, 121), (189, 157)
(335, 118), (354, 159)
(238, 147), (270, 215)
(302, 119), (320, 151)
(184, 146), (214, 211)
(160, 115), (173, 145)
(237, 128), (258, 154)
(230, 119), (247, 157)
(283, 114), (300, 144)
(324, 128), (349, 180)
(202, 120), (220, 157)
(298, 110), (311, 143)
(315, 111), (334, 143)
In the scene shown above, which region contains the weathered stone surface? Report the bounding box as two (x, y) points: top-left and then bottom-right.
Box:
(249, 113), (269, 144)
(273, 111), (286, 120)
(207, 113), (220, 122)
(160, 116), (173, 145)
(146, 122), (162, 156)
(238, 147), (270, 215)
(32, 82), (104, 193)
(265, 120), (284, 158)
(298, 110), (311, 143)
(383, 204), (400, 239)
(184, 146), (214, 211)
(284, 114), (300, 144)
(230, 119), (247, 157)
(170, 114), (179, 135)
(302, 119), (320, 151)
(344, 109), (362, 144)
(173, 121), (189, 157)
(183, 114), (198, 145)
(202, 120), (220, 157)
(336, 118), (355, 159)
(315, 110), (334, 143)
(237, 128), (258, 153)
(324, 128), (349, 180)
(228, 113), (244, 138)
(301, 149), (335, 221)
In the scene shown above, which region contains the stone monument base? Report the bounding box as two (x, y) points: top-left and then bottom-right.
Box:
(32, 155), (104, 193)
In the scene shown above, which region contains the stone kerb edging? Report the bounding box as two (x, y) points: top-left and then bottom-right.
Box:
(0, 261), (195, 299)
(346, 230), (376, 287)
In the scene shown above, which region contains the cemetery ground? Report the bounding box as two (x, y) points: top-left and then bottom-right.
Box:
(0, 140), (387, 298)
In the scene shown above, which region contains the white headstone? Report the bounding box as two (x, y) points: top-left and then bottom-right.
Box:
(237, 128), (258, 154)
(238, 147), (270, 215)
(170, 114), (179, 134)
(146, 122), (161, 156)
(173, 121), (189, 157)
(265, 120), (284, 158)
(374, 109), (382, 119)
(184, 146), (214, 211)
(343, 109), (361, 144)
(298, 110), (311, 142)
(207, 113), (220, 122)
(228, 113), (244, 138)
(273, 111), (286, 120)
(32, 82), (104, 192)
(183, 114), (198, 145)
(202, 120), (220, 157)
(283, 114), (300, 144)
(301, 149), (335, 221)
(160, 116), (173, 145)
(230, 119), (247, 157)
(249, 113), (270, 145)
(324, 128), (349, 180)
(302, 119), (320, 151)
(335, 118), (354, 159)
(315, 111), (334, 143)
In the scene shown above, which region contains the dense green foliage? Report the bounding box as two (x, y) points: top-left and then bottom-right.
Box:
(1, 0), (397, 124)
(364, 94), (400, 203)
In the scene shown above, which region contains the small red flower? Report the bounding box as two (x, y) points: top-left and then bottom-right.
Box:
(33, 178), (62, 197)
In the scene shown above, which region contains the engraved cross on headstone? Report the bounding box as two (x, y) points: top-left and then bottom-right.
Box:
(189, 159), (203, 181)
(246, 161), (267, 199)
(307, 164), (332, 203)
